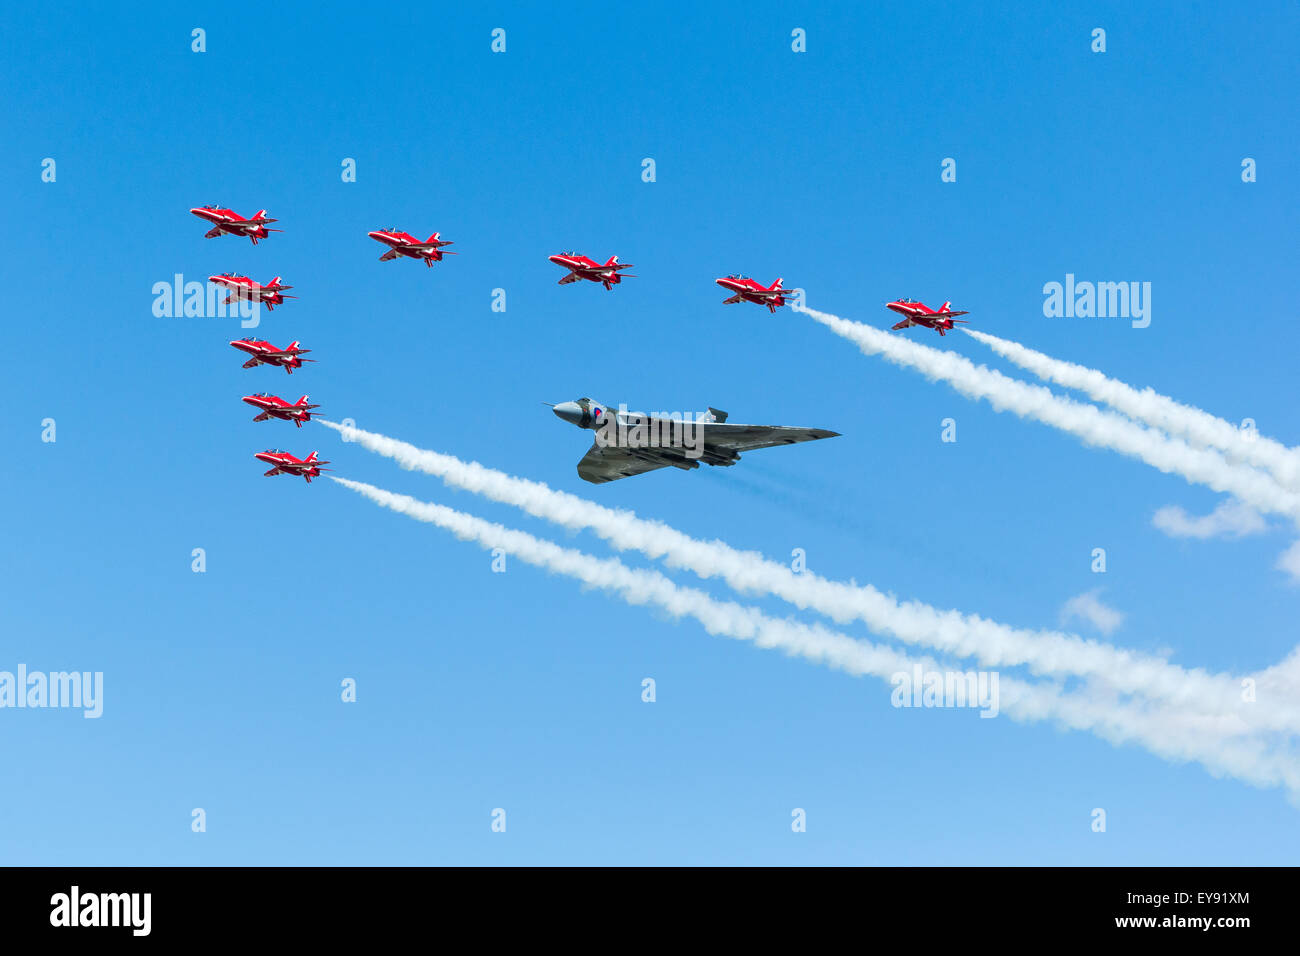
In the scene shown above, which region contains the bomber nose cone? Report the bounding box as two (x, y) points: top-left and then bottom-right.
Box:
(552, 401), (583, 426)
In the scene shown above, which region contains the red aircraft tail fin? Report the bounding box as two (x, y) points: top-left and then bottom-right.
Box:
(940, 301), (951, 313)
(296, 395), (310, 407)
(253, 209), (267, 221)
(287, 340), (300, 352)
(268, 276), (281, 288)
(770, 277), (785, 291)
(305, 451), (319, 463)
(426, 232), (440, 244)
(604, 254), (619, 268)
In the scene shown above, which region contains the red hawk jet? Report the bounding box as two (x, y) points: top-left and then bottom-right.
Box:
(886, 298), (971, 336)
(549, 252), (636, 290)
(190, 205), (280, 245)
(254, 449), (329, 483)
(715, 275), (796, 313)
(367, 228), (456, 267)
(209, 273), (294, 312)
(242, 393), (320, 427)
(230, 338), (313, 374)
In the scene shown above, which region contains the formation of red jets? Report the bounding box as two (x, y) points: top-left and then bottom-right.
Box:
(192, 205), (971, 484)
(191, 206), (326, 481)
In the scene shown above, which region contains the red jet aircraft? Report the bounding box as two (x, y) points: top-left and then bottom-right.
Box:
(190, 205), (280, 245)
(715, 275), (796, 313)
(886, 298), (971, 336)
(367, 228), (456, 267)
(255, 449), (329, 483)
(549, 252), (636, 290)
(230, 338), (314, 374)
(209, 273), (294, 311)
(242, 393), (320, 427)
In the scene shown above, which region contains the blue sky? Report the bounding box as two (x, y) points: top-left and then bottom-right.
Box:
(1, 0), (1297, 864)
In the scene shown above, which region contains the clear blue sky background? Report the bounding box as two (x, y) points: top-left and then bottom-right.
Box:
(1, 1), (1296, 864)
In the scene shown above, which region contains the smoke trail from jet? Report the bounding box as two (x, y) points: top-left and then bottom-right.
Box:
(329, 476), (1300, 797)
(316, 419), (1298, 731)
(964, 327), (1300, 491)
(795, 306), (1300, 525)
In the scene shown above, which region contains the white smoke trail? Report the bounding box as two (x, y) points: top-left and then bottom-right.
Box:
(330, 476), (1300, 798)
(965, 327), (1300, 491)
(316, 419), (1300, 732)
(796, 306), (1300, 525)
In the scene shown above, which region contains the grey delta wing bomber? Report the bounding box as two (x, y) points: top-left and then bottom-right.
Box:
(549, 398), (840, 484)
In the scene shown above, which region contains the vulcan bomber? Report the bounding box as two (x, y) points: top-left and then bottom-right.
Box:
(548, 398), (840, 484)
